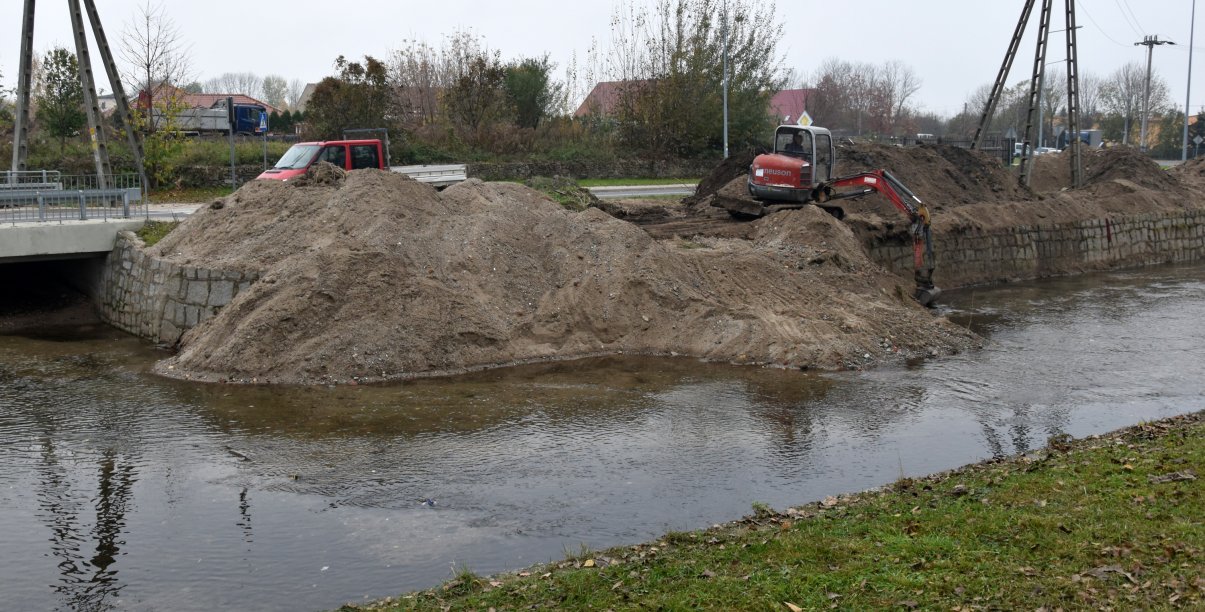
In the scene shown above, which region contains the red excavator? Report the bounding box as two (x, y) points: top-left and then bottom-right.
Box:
(715, 124), (939, 306)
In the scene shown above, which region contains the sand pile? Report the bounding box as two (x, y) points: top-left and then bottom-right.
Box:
(837, 143), (1031, 207)
(150, 169), (976, 384)
(1029, 147), (1182, 193)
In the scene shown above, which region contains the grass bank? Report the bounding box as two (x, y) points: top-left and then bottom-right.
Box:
(343, 411), (1203, 611)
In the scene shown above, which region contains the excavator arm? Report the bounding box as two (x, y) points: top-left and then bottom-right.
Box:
(815, 170), (939, 306)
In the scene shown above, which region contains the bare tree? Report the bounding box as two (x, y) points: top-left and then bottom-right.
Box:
(1038, 68), (1066, 147)
(119, 1), (192, 131)
(203, 72), (263, 98)
(286, 79), (306, 110)
(389, 37), (445, 125)
(1101, 61), (1169, 145)
(261, 75), (288, 109)
(878, 60), (922, 134)
(1078, 72), (1103, 122)
(601, 0), (786, 155)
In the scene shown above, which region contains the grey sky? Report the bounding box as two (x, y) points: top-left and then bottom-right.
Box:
(1, 0), (1201, 119)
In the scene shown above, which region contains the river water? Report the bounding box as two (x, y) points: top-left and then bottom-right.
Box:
(2, 263), (1203, 611)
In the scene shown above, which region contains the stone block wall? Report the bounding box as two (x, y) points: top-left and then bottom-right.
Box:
(97, 231), (258, 344)
(866, 209), (1205, 289)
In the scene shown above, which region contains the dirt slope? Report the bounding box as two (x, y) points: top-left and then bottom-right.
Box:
(151, 167), (976, 384)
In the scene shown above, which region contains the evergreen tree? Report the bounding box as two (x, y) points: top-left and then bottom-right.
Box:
(34, 47), (86, 153)
(505, 55), (561, 129)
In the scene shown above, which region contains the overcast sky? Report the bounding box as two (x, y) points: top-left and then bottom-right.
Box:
(2, 0), (1202, 118)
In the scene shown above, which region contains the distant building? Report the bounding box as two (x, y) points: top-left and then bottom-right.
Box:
(574, 81), (814, 123)
(97, 93), (117, 114)
(573, 80), (652, 118)
(296, 83), (318, 113)
(769, 89), (811, 124)
(134, 83), (281, 115)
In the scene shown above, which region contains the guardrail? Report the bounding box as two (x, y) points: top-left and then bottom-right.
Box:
(1, 170), (64, 191)
(390, 164), (467, 187)
(0, 173), (145, 224)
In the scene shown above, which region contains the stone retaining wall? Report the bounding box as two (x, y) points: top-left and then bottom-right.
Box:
(97, 231), (258, 344)
(98, 209), (1205, 345)
(866, 209), (1205, 289)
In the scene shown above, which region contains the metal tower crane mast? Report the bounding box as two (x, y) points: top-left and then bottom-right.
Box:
(82, 0), (148, 192)
(1017, 0), (1054, 187)
(971, 0), (1038, 151)
(68, 0), (113, 186)
(10, 0), (36, 174)
(971, 0), (1083, 189)
(1064, 1), (1083, 188)
(9, 0), (147, 189)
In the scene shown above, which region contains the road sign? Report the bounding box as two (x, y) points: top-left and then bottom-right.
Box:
(797, 111), (813, 127)
(1195, 135), (1203, 145)
(257, 111), (268, 134)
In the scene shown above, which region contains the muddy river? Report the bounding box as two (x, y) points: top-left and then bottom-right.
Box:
(2, 264), (1203, 611)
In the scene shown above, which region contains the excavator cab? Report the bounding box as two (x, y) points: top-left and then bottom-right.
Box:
(749, 126), (837, 203)
(772, 126), (836, 183)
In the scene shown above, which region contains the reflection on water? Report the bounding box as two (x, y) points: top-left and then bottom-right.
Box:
(1, 264), (1204, 611)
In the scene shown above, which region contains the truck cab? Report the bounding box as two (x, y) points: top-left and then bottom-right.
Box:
(256, 139), (384, 181)
(748, 125), (836, 202)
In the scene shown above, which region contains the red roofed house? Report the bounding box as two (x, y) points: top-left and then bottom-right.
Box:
(135, 83), (281, 115)
(769, 89), (811, 124)
(573, 80), (652, 118)
(575, 81), (814, 124)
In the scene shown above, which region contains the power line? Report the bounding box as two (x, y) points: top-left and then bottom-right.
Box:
(1080, 3), (1131, 47)
(1114, 0), (1143, 36)
(1113, 0), (1142, 34)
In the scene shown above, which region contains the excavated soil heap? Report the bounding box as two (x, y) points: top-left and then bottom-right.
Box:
(1029, 147), (1183, 193)
(150, 167), (977, 384)
(693, 143), (1037, 224)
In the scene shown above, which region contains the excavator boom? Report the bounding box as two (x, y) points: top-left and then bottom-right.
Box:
(818, 170), (938, 305)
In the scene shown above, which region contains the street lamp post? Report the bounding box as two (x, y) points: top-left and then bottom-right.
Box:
(1135, 35), (1175, 152)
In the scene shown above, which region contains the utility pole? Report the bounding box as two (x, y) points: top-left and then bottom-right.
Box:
(10, 0), (35, 175)
(1135, 35), (1175, 152)
(1183, 0), (1197, 162)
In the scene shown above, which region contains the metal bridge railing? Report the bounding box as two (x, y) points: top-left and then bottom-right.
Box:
(1, 169), (64, 192)
(0, 173), (146, 224)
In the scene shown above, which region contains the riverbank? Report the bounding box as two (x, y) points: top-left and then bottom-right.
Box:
(345, 410), (1203, 611)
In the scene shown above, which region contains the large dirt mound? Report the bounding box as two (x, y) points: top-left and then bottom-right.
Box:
(1029, 147), (1182, 193)
(1169, 155), (1205, 189)
(837, 143), (1031, 207)
(151, 170), (976, 384)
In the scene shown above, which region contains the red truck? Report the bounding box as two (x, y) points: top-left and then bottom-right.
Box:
(256, 139), (385, 181)
(256, 139), (467, 186)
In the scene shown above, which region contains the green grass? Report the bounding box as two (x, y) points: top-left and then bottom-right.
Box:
(343, 412), (1204, 611)
(577, 177), (699, 187)
(148, 186), (234, 203)
(135, 220), (179, 247)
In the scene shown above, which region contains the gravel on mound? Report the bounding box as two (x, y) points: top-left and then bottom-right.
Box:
(152, 170), (977, 384)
